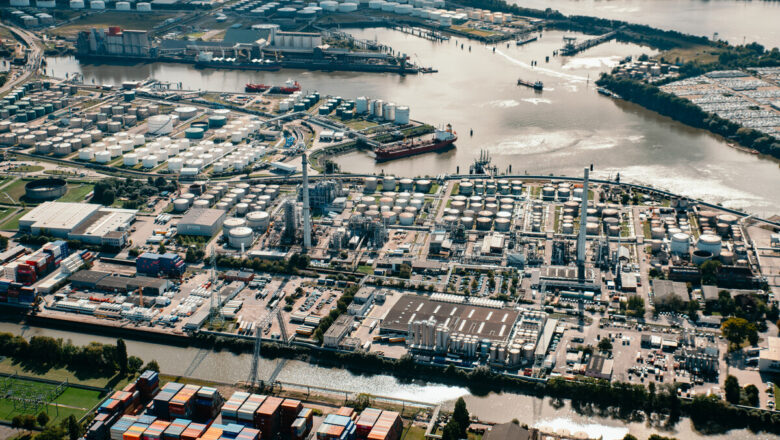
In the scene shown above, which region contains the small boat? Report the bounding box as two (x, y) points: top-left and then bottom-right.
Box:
(517, 78), (543, 90)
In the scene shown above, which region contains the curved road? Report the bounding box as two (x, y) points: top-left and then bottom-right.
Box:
(0, 22), (43, 95)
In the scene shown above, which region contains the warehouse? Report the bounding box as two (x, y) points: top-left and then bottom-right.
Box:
(380, 295), (520, 344)
(68, 270), (170, 295)
(68, 270), (110, 290)
(19, 202), (101, 237)
(177, 208), (226, 237)
(323, 314), (355, 348)
(19, 202), (137, 245)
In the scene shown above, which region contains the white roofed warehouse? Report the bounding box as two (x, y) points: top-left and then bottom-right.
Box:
(177, 208), (226, 237)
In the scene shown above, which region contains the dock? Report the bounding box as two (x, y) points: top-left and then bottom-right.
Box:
(391, 23), (449, 41)
(560, 27), (623, 56)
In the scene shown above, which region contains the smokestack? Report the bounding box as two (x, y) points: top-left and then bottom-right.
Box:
(302, 153), (311, 250)
(577, 167), (589, 273)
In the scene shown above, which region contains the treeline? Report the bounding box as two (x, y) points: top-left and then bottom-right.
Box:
(595, 75), (780, 159)
(215, 253), (310, 274)
(0, 333), (148, 378)
(190, 334), (780, 434)
(660, 43), (780, 79)
(313, 284), (359, 342)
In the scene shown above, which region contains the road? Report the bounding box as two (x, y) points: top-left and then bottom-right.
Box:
(0, 22), (43, 96)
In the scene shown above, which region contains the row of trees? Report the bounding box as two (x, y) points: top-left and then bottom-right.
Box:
(0, 333), (154, 378)
(11, 413), (81, 440)
(215, 253), (310, 275)
(595, 75), (780, 159)
(313, 284), (359, 343)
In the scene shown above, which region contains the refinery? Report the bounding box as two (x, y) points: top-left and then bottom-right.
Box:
(1, 0), (780, 439)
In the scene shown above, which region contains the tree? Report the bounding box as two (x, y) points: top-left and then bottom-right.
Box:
(116, 339), (128, 375)
(687, 300), (700, 321)
(22, 414), (37, 433)
(724, 375), (740, 404)
(626, 295), (645, 317)
(700, 260), (722, 285)
(598, 337), (613, 352)
(66, 415), (81, 440)
(398, 264), (411, 279)
(128, 355), (143, 373)
(37, 411), (50, 427)
(185, 247), (198, 263)
(622, 435), (638, 440)
(441, 420), (460, 440)
(128, 247), (140, 257)
(744, 384), (759, 407)
(0, 235), (8, 251)
(142, 360), (160, 373)
(158, 242), (167, 254)
(452, 397), (470, 438)
(103, 189), (116, 206)
(721, 317), (755, 348)
(11, 415), (22, 430)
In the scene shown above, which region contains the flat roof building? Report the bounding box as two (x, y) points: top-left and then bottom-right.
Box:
(19, 202), (136, 246)
(381, 294), (520, 344)
(324, 314), (354, 348)
(759, 337), (780, 373)
(652, 279), (690, 306)
(178, 208), (226, 237)
(19, 202), (100, 237)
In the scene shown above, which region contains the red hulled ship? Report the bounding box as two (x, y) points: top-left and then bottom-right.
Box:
(374, 125), (457, 161)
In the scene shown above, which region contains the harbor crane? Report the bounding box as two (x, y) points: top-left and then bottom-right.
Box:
(247, 289), (290, 390)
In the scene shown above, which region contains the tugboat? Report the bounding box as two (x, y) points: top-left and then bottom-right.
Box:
(374, 125), (457, 161)
(517, 78), (544, 90)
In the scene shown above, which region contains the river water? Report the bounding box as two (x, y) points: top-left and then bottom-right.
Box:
(46, 27), (780, 217)
(1, 321), (776, 440)
(514, 0), (780, 48)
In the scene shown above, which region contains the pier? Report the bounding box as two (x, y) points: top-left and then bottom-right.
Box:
(560, 27), (622, 56)
(391, 23), (449, 41)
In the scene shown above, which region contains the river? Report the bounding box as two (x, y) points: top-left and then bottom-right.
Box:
(514, 0), (780, 49)
(47, 27), (780, 217)
(1, 321), (776, 440)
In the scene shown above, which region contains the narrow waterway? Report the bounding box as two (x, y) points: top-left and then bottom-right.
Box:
(46, 27), (780, 217)
(1, 322), (775, 440)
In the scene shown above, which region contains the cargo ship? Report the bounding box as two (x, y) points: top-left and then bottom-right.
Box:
(245, 79), (301, 94)
(516, 34), (538, 46)
(517, 78), (543, 90)
(374, 125), (457, 161)
(195, 58), (281, 71)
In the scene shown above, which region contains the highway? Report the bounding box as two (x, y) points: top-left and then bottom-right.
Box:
(0, 22), (43, 96)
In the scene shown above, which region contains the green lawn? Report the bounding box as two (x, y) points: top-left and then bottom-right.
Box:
(0, 207), (16, 224)
(57, 183), (95, 203)
(0, 358), (133, 390)
(0, 376), (103, 424)
(0, 179), (26, 204)
(0, 209), (29, 231)
(357, 265), (374, 275)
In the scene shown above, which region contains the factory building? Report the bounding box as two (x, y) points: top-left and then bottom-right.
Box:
(304, 180), (340, 211)
(136, 252), (186, 277)
(19, 202), (136, 246)
(177, 208), (226, 237)
(759, 337), (780, 374)
(67, 270), (170, 295)
(323, 314), (355, 348)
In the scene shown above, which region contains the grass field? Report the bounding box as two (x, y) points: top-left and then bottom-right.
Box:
(0, 358), (133, 390)
(0, 209), (29, 231)
(57, 183), (95, 203)
(0, 376), (102, 424)
(0, 179), (26, 204)
(0, 207), (16, 224)
(656, 44), (724, 65)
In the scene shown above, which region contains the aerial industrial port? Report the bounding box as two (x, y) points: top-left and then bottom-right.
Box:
(1, 0), (780, 439)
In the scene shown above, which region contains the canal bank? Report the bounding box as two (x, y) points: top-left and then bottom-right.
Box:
(0, 321), (774, 440)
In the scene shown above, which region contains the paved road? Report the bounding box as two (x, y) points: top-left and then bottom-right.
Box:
(0, 23), (43, 96)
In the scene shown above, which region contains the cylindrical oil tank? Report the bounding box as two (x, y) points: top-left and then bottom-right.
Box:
(142, 155), (158, 168)
(608, 225), (620, 237)
(95, 150), (111, 163)
(562, 222), (574, 234)
(541, 185), (555, 201)
(415, 179), (432, 193)
(399, 212), (415, 226)
(228, 227), (253, 249)
(670, 232), (690, 254)
(692, 250), (713, 265)
(720, 250), (735, 264)
(697, 234), (722, 256)
(123, 153), (138, 166)
(223, 217), (247, 238)
(586, 222), (599, 235)
(173, 198), (190, 212)
(461, 216), (474, 229)
(476, 217), (492, 230)
(382, 175), (396, 191)
(495, 218), (510, 231)
(399, 178), (414, 191)
(365, 210), (380, 220)
(459, 181), (473, 196)
(651, 227), (665, 239)
(246, 211), (270, 231)
(381, 211), (397, 225)
(364, 177), (378, 193)
(193, 199), (210, 209)
(235, 203), (249, 215)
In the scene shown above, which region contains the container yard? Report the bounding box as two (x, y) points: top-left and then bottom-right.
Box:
(83, 368), (410, 440)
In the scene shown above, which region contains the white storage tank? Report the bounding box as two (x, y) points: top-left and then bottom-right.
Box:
(116, 1), (130, 9)
(90, 0), (105, 8)
(70, 0), (85, 8)
(168, 157), (183, 171)
(147, 115), (174, 135)
(670, 232), (690, 255)
(382, 175), (396, 191)
(142, 155), (158, 168)
(696, 234), (722, 257)
(223, 217), (247, 238)
(137, 2), (151, 10)
(78, 149), (94, 160)
(399, 212), (415, 226)
(175, 106), (197, 120)
(173, 198), (190, 212)
(228, 227), (253, 249)
(123, 153), (138, 166)
(246, 211), (270, 232)
(235, 202), (249, 215)
(95, 150), (111, 164)
(395, 106), (410, 125)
